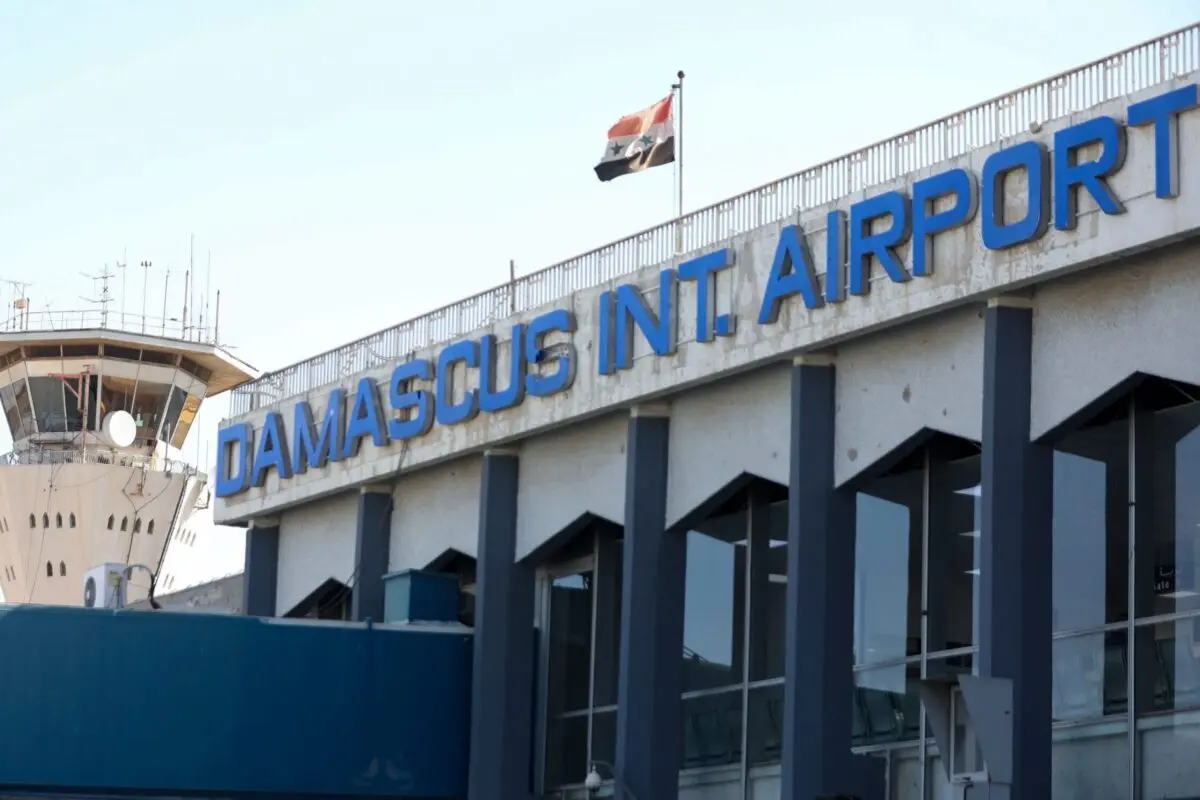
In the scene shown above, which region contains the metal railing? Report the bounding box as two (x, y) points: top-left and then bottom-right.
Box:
(0, 447), (197, 475)
(0, 309), (219, 345)
(229, 23), (1200, 417)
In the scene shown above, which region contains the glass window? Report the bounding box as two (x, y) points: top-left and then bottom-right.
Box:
(169, 392), (202, 449)
(546, 570), (592, 716)
(541, 524), (625, 791)
(853, 661), (923, 747)
(855, 466), (923, 665)
(748, 500), (788, 681)
(1053, 415), (1129, 631)
(129, 381), (173, 443)
(1147, 401), (1200, 617)
(683, 510), (745, 692)
(927, 453), (982, 654)
(160, 386), (188, 446)
(1053, 630), (1128, 722)
(99, 375), (134, 418)
(26, 376), (66, 433)
(13, 379), (34, 435)
(0, 383), (24, 439)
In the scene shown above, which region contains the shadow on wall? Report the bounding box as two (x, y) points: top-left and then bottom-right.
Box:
(0, 605), (472, 798)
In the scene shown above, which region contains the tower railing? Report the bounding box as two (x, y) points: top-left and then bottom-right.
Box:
(228, 23), (1200, 417)
(0, 447), (197, 475)
(0, 309), (219, 346)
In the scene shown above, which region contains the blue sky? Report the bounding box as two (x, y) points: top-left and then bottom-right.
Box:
(0, 1), (1195, 584)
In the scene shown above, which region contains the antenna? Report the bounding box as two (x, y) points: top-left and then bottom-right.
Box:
(80, 265), (115, 328)
(161, 267), (173, 336)
(2, 279), (32, 331)
(184, 234), (193, 338)
(116, 247), (128, 329)
(204, 251), (212, 343)
(139, 259), (152, 334)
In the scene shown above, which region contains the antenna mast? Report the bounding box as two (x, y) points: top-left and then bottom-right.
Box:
(2, 279), (32, 331)
(139, 260), (152, 334)
(80, 265), (115, 328)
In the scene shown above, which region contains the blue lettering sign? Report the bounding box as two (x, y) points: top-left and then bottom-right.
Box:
(216, 84), (1199, 500)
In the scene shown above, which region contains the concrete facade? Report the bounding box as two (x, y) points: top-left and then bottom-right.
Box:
(217, 40), (1200, 800)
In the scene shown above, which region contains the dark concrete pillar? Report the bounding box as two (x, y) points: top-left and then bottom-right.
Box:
(979, 297), (1053, 800)
(350, 485), (393, 623)
(781, 356), (883, 800)
(615, 405), (684, 800)
(468, 450), (535, 800)
(243, 517), (280, 617)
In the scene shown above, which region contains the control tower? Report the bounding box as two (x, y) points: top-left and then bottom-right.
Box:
(0, 295), (257, 607)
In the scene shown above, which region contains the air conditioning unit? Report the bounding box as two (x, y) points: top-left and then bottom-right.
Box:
(83, 563), (129, 609)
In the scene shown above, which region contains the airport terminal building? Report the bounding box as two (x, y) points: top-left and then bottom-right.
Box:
(216, 27), (1200, 800)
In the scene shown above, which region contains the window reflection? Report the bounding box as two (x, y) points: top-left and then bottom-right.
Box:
(170, 392), (203, 449)
(1053, 417), (1128, 631)
(855, 469), (923, 665)
(129, 381), (173, 443)
(683, 513), (745, 692)
(0, 383), (23, 439)
(853, 661), (923, 747)
(26, 376), (66, 433)
(1151, 402), (1200, 617)
(1053, 630), (1128, 722)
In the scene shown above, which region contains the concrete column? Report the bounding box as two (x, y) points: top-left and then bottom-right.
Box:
(243, 516), (280, 617)
(468, 450), (535, 800)
(350, 485), (393, 623)
(615, 404), (684, 800)
(781, 356), (883, 800)
(978, 297), (1053, 799)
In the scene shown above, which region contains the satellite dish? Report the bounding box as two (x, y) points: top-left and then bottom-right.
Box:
(102, 410), (136, 448)
(83, 576), (97, 608)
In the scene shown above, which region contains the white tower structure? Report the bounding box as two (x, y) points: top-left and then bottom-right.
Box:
(0, 301), (257, 607)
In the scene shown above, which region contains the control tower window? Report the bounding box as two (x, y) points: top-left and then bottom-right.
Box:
(120, 516), (128, 532)
(129, 381), (173, 443)
(133, 518), (141, 534)
(169, 392), (202, 450)
(99, 376), (134, 417)
(0, 383), (25, 440)
(26, 376), (67, 433)
(13, 380), (34, 437)
(147, 519), (155, 535)
(54, 513), (61, 528)
(41, 513), (48, 529)
(161, 387), (188, 448)
(69, 513), (76, 528)
(44, 562), (51, 578)
(106, 515), (114, 530)
(58, 561), (65, 577)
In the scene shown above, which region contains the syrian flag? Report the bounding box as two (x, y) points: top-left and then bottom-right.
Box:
(594, 94), (676, 182)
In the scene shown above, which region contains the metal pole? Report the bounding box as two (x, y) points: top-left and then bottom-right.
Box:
(161, 270), (170, 335)
(672, 70), (685, 254)
(509, 259), (516, 314)
(140, 260), (151, 333)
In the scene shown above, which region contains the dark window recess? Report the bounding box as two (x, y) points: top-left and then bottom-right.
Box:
(104, 346), (141, 362)
(140, 350), (176, 366)
(25, 345), (62, 359)
(180, 357), (213, 383)
(60, 344), (99, 358)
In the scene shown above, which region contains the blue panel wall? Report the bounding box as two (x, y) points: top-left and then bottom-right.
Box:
(0, 605), (472, 798)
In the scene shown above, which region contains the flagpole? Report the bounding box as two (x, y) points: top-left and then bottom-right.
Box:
(672, 69), (685, 254)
